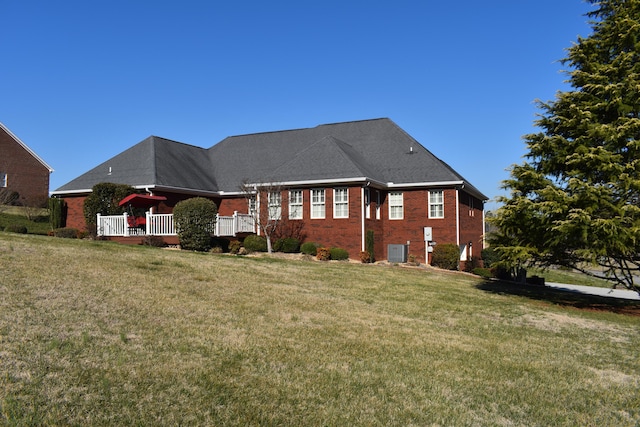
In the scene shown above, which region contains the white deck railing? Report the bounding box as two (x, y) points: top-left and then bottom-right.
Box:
(97, 211), (255, 238)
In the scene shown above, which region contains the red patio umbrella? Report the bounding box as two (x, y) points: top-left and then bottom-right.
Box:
(118, 194), (167, 208)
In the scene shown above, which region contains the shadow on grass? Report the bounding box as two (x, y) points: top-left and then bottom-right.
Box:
(476, 280), (640, 317)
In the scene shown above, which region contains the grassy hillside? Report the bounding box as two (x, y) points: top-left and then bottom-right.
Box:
(1, 233), (639, 426)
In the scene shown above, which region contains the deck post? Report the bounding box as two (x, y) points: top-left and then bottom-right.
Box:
(123, 212), (130, 237)
(146, 211), (151, 235)
(96, 213), (102, 236)
(233, 211), (238, 236)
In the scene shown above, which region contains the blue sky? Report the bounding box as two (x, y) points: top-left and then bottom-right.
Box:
(1, 1), (594, 210)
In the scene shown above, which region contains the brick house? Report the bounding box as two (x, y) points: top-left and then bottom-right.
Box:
(0, 122), (53, 207)
(52, 118), (487, 263)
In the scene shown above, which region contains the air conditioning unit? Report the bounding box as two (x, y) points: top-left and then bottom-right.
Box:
(387, 244), (408, 263)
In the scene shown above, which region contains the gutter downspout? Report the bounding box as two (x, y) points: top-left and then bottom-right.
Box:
(455, 188), (460, 246)
(361, 187), (366, 252)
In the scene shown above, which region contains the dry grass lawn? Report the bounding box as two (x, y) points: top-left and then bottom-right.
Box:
(1, 233), (639, 426)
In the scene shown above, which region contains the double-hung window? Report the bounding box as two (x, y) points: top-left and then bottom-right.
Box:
(289, 190), (303, 219)
(268, 191), (281, 220)
(388, 192), (403, 220)
(248, 195), (257, 216)
(311, 189), (325, 219)
(334, 188), (348, 218)
(429, 190), (444, 218)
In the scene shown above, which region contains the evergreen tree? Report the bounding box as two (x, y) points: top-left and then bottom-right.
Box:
(492, 0), (640, 293)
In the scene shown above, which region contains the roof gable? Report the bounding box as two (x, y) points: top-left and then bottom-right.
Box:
(0, 122), (53, 172)
(54, 136), (215, 193)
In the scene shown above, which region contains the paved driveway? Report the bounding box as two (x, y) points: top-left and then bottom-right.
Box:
(546, 282), (640, 301)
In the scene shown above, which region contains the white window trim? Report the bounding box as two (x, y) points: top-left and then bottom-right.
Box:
(268, 191), (281, 220)
(376, 191), (381, 220)
(429, 190), (444, 219)
(365, 188), (371, 219)
(333, 188), (349, 219)
(311, 189), (325, 219)
(248, 195), (257, 216)
(388, 191), (404, 220)
(289, 189), (303, 220)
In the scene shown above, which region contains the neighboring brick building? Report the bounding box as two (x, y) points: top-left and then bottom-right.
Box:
(0, 122), (53, 207)
(52, 118), (487, 264)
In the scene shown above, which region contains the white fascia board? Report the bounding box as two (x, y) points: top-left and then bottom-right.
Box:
(144, 185), (221, 196)
(387, 180), (464, 188)
(50, 188), (93, 196)
(387, 180), (488, 201)
(0, 122), (54, 172)
(244, 177), (385, 189)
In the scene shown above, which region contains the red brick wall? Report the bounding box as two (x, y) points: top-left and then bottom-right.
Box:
(63, 195), (87, 230)
(0, 127), (50, 206)
(60, 186), (485, 264)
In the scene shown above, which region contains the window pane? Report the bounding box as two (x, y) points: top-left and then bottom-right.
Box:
(289, 190), (303, 219)
(311, 189), (325, 219)
(334, 188), (348, 218)
(429, 191), (444, 218)
(389, 192), (403, 219)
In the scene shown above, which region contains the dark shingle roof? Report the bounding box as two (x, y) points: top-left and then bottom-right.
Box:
(54, 118), (487, 200)
(54, 136), (215, 193)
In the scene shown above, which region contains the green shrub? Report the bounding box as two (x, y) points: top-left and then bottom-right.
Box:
(431, 243), (460, 270)
(329, 247), (349, 261)
(365, 230), (375, 263)
(274, 237), (300, 253)
(301, 241), (319, 256)
(481, 247), (499, 268)
(243, 234), (267, 252)
(49, 197), (66, 229)
(5, 224), (27, 234)
(83, 183), (135, 230)
(472, 267), (493, 279)
(173, 197), (218, 252)
(52, 227), (79, 239)
(316, 247), (331, 261)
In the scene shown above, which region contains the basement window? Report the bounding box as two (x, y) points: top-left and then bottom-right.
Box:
(0, 172), (6, 188)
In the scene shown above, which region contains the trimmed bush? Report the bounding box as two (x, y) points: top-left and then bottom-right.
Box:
(5, 224), (27, 234)
(52, 227), (79, 239)
(229, 240), (242, 254)
(173, 197), (218, 252)
(365, 230), (375, 263)
(316, 247), (331, 261)
(49, 197), (66, 230)
(329, 247), (349, 261)
(431, 243), (460, 270)
(274, 237), (300, 253)
(301, 241), (319, 256)
(243, 234), (267, 252)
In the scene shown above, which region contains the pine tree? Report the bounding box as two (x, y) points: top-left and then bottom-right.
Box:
(492, 0), (640, 293)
